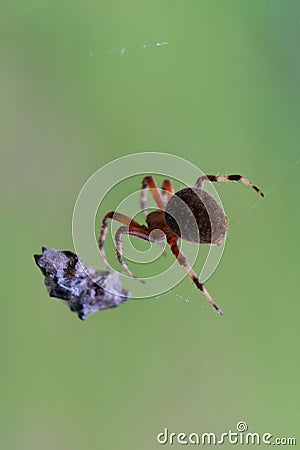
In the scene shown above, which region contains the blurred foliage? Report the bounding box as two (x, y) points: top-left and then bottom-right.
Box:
(1, 1), (300, 449)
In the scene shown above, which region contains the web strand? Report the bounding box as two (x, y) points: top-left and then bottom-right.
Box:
(229, 157), (300, 235)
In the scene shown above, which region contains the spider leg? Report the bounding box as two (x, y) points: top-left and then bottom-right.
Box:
(156, 179), (175, 256)
(141, 176), (165, 218)
(167, 236), (224, 315)
(161, 179), (174, 204)
(196, 174), (264, 197)
(98, 211), (148, 268)
(115, 225), (150, 282)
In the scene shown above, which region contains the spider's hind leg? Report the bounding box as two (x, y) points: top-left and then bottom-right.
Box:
(168, 236), (223, 315)
(196, 174), (264, 197)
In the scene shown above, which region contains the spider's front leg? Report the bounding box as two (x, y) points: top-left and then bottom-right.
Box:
(140, 176), (165, 218)
(140, 176), (175, 218)
(161, 179), (175, 202)
(167, 235), (223, 315)
(98, 211), (148, 269)
(115, 226), (150, 282)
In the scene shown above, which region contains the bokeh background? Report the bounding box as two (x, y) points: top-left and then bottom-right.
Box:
(1, 1), (300, 449)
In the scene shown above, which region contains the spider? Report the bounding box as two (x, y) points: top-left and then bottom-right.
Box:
(99, 174), (264, 315)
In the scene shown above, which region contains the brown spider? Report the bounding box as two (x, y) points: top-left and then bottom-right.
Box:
(99, 174), (264, 315)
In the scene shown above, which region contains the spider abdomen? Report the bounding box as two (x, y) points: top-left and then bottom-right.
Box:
(164, 187), (227, 244)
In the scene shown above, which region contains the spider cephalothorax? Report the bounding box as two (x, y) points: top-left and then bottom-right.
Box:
(99, 174), (264, 315)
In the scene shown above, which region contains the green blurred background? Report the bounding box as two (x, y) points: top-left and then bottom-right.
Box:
(1, 1), (300, 449)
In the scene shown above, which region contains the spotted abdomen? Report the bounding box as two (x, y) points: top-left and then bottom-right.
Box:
(164, 187), (227, 244)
